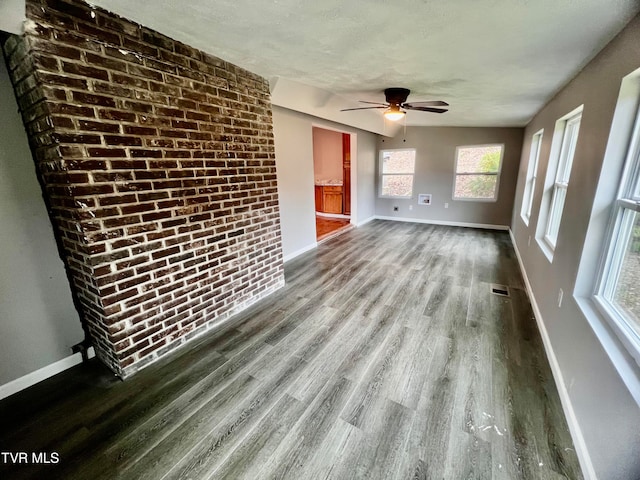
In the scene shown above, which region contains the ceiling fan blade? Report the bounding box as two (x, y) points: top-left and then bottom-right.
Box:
(358, 100), (389, 106)
(404, 106), (448, 113)
(403, 100), (449, 107)
(340, 106), (387, 111)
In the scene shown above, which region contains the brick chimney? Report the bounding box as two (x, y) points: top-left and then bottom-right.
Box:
(3, 0), (285, 377)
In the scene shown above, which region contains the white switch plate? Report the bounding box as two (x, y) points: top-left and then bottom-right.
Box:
(558, 288), (564, 308)
(444, 203), (449, 208)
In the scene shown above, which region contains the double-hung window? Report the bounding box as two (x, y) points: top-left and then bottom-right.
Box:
(595, 107), (640, 353)
(521, 130), (543, 224)
(379, 149), (416, 198)
(543, 112), (582, 250)
(453, 144), (504, 201)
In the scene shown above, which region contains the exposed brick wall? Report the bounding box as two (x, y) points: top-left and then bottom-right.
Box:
(3, 0), (284, 377)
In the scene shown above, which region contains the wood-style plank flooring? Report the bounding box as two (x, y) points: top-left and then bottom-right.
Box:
(0, 221), (583, 479)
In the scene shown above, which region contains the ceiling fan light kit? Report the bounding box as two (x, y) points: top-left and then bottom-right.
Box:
(383, 105), (406, 121)
(341, 88), (449, 121)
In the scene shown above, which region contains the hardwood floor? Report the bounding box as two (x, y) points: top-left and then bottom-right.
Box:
(0, 221), (583, 479)
(316, 214), (352, 241)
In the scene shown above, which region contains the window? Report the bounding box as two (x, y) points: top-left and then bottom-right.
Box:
(521, 130), (543, 224)
(596, 106), (640, 354)
(453, 144), (503, 201)
(379, 149), (416, 198)
(541, 111), (582, 251)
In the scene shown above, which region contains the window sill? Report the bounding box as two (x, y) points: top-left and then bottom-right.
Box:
(452, 197), (498, 203)
(536, 237), (554, 263)
(593, 295), (640, 366)
(575, 296), (640, 406)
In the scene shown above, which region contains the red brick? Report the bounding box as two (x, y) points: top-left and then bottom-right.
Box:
(53, 133), (101, 144)
(130, 149), (163, 158)
(98, 109), (136, 122)
(156, 107), (184, 118)
(39, 72), (87, 89)
(127, 64), (163, 82)
(103, 215), (142, 229)
(87, 147), (127, 158)
(77, 119), (121, 133)
(111, 72), (149, 89)
(122, 100), (154, 114)
(30, 38), (82, 60)
(122, 37), (159, 57)
(104, 135), (143, 146)
(50, 103), (95, 118)
(123, 125), (157, 136)
(61, 62), (109, 81)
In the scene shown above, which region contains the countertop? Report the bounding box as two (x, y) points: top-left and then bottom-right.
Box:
(315, 180), (343, 186)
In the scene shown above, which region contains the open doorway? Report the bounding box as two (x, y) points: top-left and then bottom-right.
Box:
(312, 127), (353, 241)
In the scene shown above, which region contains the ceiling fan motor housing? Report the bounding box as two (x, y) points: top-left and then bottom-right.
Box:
(384, 88), (411, 106)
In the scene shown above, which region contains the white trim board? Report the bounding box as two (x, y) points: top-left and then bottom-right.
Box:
(356, 215), (375, 227)
(374, 215), (509, 231)
(283, 216), (376, 263)
(0, 347), (96, 401)
(508, 229), (596, 480)
(315, 212), (350, 220)
(283, 241), (318, 263)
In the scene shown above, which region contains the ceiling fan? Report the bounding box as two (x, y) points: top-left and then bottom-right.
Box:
(341, 88), (448, 121)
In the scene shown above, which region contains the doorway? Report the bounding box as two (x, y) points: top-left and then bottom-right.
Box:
(312, 127), (353, 241)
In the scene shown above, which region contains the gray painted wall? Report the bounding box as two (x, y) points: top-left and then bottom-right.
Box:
(376, 127), (523, 227)
(355, 128), (376, 224)
(312, 127), (343, 182)
(0, 57), (83, 386)
(272, 106), (377, 260)
(510, 14), (640, 480)
(0, 0), (25, 35)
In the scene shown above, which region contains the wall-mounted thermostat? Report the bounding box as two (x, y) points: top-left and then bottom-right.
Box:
(418, 194), (432, 205)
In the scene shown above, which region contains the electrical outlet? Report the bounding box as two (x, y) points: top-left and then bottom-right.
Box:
(393, 206), (399, 212)
(409, 204), (413, 211)
(444, 203), (449, 209)
(558, 288), (564, 308)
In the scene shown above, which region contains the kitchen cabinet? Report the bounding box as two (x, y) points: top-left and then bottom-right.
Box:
(315, 185), (343, 214)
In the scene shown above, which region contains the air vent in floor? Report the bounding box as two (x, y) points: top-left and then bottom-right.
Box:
(490, 284), (510, 297)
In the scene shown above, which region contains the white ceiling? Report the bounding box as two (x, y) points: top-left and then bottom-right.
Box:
(70, 1), (640, 131)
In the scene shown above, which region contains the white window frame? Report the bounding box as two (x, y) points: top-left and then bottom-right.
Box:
(520, 129), (544, 225)
(452, 144), (504, 202)
(379, 148), (416, 199)
(537, 108), (583, 259)
(573, 70), (640, 403)
(594, 104), (640, 361)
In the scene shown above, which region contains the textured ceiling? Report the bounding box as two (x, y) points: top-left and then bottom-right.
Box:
(89, 0), (640, 131)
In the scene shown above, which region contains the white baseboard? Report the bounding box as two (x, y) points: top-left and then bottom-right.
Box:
(0, 347), (96, 401)
(374, 215), (509, 231)
(315, 212), (351, 219)
(508, 230), (596, 480)
(284, 215), (378, 262)
(356, 215), (376, 227)
(283, 242), (318, 263)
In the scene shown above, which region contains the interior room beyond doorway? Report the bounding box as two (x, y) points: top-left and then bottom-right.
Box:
(312, 127), (352, 241)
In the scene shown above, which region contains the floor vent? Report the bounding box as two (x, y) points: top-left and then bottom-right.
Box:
(490, 284), (510, 297)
